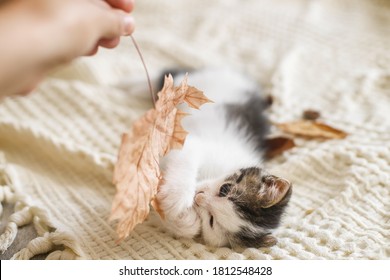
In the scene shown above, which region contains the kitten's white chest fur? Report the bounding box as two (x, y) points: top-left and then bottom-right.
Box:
(178, 68), (262, 179)
(193, 135), (260, 181)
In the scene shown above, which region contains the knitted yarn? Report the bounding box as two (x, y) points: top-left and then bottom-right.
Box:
(0, 0), (389, 259)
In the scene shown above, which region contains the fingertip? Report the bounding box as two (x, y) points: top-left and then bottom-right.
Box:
(123, 16), (135, 35)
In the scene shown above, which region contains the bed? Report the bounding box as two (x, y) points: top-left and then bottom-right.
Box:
(0, 0), (388, 260)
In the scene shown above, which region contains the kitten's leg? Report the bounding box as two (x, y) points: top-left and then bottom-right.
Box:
(157, 144), (201, 238)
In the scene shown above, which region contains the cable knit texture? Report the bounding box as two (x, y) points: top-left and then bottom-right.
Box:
(0, 0), (389, 259)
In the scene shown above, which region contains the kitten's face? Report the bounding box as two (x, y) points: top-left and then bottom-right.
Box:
(194, 167), (292, 248)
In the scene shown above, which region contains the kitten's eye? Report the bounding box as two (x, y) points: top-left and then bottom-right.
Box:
(209, 215), (214, 228)
(219, 183), (232, 197)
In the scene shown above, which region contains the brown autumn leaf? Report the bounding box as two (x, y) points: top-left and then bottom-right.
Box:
(111, 74), (211, 242)
(302, 109), (321, 121)
(274, 120), (347, 139)
(264, 136), (296, 159)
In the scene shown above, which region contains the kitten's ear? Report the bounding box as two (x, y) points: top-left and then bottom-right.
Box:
(238, 233), (277, 248)
(259, 234), (277, 247)
(258, 176), (292, 208)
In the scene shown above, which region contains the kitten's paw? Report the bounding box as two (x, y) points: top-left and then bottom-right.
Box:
(162, 207), (201, 239)
(157, 183), (196, 217)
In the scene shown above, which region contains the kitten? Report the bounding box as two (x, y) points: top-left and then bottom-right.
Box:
(156, 68), (292, 248)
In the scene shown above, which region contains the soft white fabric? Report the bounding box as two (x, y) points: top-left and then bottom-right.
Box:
(0, 0), (389, 259)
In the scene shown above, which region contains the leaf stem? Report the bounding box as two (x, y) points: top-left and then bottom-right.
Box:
(130, 35), (155, 107)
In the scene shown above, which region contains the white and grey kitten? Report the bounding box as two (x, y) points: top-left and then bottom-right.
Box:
(156, 68), (292, 248)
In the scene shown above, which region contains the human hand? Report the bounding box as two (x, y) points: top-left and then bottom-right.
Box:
(95, 0), (135, 52)
(0, 0), (135, 97)
(30, 0), (135, 58)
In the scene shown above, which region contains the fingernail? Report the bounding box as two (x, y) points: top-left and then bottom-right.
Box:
(123, 16), (135, 35)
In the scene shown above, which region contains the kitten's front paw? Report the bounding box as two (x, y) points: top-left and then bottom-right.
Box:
(161, 206), (201, 239)
(157, 183), (196, 217)
(156, 182), (201, 238)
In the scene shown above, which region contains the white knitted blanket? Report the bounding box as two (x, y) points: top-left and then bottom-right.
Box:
(0, 0), (389, 260)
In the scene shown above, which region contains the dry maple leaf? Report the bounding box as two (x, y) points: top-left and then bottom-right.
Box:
(274, 120), (347, 139)
(111, 74), (211, 242)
